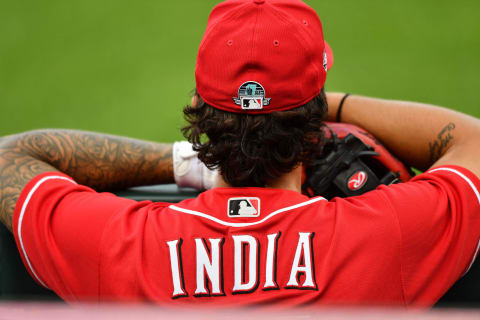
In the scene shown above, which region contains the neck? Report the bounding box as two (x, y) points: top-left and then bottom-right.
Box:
(214, 166), (303, 193)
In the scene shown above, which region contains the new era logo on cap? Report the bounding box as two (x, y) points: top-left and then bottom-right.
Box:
(228, 197), (260, 218)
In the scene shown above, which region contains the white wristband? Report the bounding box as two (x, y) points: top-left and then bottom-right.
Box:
(172, 141), (218, 190)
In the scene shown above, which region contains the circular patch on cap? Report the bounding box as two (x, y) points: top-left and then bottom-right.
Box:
(347, 171), (368, 191)
(233, 81), (271, 110)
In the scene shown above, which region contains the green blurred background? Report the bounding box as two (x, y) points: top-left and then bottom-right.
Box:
(1, 0), (479, 142)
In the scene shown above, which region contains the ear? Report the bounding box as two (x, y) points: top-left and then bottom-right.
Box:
(191, 95), (199, 107)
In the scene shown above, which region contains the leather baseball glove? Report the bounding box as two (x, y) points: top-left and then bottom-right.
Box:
(302, 122), (414, 199)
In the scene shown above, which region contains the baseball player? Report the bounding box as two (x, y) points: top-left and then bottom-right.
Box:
(1, 0), (480, 307)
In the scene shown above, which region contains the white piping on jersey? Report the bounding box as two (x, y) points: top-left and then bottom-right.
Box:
(168, 196), (327, 228)
(428, 167), (480, 275)
(17, 175), (77, 289)
(464, 239), (480, 277)
(428, 167), (480, 205)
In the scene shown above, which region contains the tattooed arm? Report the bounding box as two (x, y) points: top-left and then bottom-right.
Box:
(326, 94), (480, 176)
(0, 130), (174, 232)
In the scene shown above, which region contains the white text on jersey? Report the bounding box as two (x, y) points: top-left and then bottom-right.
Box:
(166, 232), (317, 298)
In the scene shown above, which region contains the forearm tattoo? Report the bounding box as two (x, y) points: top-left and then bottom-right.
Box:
(0, 130), (173, 232)
(0, 148), (54, 232)
(429, 122), (456, 164)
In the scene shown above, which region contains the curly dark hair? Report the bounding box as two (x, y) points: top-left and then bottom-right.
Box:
(182, 89), (328, 187)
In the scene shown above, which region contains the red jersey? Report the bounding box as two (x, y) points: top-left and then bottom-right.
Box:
(12, 166), (480, 307)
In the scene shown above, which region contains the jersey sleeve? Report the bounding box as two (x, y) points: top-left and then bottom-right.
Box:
(12, 172), (143, 301)
(378, 165), (480, 305)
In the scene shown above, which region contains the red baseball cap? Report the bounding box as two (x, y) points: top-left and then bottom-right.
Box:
(195, 0), (333, 114)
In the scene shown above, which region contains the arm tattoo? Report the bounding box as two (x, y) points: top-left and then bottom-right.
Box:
(0, 148), (55, 232)
(0, 130), (174, 232)
(429, 122), (456, 163)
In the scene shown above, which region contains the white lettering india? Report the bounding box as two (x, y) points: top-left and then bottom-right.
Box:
(166, 232), (317, 298)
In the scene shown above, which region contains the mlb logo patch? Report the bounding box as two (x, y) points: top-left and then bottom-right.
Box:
(228, 197), (260, 218)
(241, 97), (263, 110)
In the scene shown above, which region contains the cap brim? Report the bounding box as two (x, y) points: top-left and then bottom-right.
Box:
(325, 41), (334, 71)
